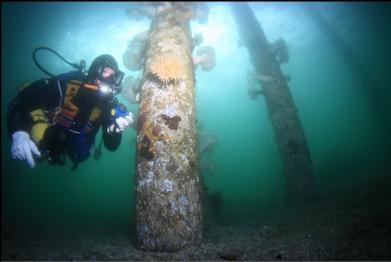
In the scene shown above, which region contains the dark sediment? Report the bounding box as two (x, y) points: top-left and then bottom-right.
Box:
(2, 175), (391, 261)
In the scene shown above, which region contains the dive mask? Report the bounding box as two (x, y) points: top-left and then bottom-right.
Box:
(96, 69), (125, 96)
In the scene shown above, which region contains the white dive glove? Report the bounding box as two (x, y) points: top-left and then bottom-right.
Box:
(107, 112), (134, 134)
(11, 131), (41, 168)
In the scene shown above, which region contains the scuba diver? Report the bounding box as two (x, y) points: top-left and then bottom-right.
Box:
(7, 47), (134, 170)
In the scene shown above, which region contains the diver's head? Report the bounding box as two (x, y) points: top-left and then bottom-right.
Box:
(88, 54), (125, 96)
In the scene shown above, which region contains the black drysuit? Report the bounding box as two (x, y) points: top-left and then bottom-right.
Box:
(7, 71), (121, 168)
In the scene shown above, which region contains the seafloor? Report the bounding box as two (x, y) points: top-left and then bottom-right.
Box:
(2, 174), (391, 261)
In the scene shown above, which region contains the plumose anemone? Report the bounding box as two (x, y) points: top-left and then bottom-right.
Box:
(123, 30), (149, 71)
(248, 86), (264, 100)
(193, 45), (216, 71)
(199, 133), (218, 157)
(120, 75), (142, 104)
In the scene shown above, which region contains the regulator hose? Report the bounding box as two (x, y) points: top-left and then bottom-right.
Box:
(32, 47), (86, 78)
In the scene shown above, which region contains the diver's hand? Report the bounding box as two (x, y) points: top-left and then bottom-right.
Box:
(107, 112), (134, 134)
(11, 131), (41, 168)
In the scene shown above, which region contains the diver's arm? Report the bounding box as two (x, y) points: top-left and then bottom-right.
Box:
(102, 121), (122, 151)
(101, 98), (122, 151)
(7, 78), (61, 139)
(100, 98), (134, 151)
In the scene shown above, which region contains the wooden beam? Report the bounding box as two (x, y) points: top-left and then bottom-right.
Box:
(230, 2), (317, 204)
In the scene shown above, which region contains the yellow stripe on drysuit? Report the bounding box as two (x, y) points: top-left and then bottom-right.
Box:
(30, 109), (49, 143)
(17, 82), (49, 143)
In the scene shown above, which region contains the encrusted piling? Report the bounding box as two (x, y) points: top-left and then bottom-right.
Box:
(230, 2), (317, 204)
(135, 3), (202, 251)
